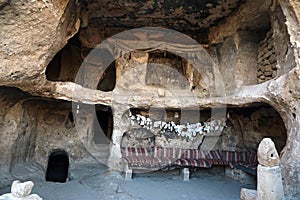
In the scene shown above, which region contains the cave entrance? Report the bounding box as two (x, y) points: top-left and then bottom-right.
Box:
(121, 103), (287, 185)
(97, 61), (116, 92)
(46, 150), (69, 183)
(94, 105), (113, 144)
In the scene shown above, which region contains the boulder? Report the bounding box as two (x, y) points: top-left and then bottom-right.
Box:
(0, 180), (42, 200)
(11, 180), (34, 198)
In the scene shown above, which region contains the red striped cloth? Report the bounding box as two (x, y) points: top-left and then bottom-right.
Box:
(121, 147), (152, 157)
(122, 147), (258, 169)
(182, 149), (199, 159)
(248, 152), (258, 164)
(174, 159), (211, 168)
(221, 151), (248, 163)
(123, 156), (177, 167)
(198, 150), (222, 161)
(153, 147), (183, 159)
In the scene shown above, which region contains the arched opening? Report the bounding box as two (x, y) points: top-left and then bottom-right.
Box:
(45, 33), (117, 92)
(96, 61), (116, 92)
(120, 103), (287, 185)
(45, 33), (82, 82)
(46, 150), (69, 183)
(145, 50), (189, 89)
(94, 105), (113, 144)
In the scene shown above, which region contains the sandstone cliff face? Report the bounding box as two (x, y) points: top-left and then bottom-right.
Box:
(0, 0), (299, 199)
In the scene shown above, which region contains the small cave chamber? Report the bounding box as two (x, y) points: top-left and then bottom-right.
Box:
(120, 103), (287, 185)
(45, 32), (117, 92)
(116, 49), (209, 97)
(45, 150), (69, 183)
(96, 61), (116, 92)
(46, 33), (82, 82)
(145, 50), (188, 90)
(93, 105), (113, 144)
(121, 107), (216, 149)
(221, 104), (287, 153)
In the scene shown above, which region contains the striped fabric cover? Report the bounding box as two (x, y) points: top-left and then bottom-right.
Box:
(123, 156), (153, 167)
(222, 151), (248, 163)
(181, 149), (199, 159)
(122, 147), (258, 169)
(153, 147), (183, 159)
(153, 147), (200, 159)
(198, 150), (222, 161)
(121, 147), (152, 157)
(248, 152), (258, 164)
(124, 156), (175, 167)
(174, 159), (211, 168)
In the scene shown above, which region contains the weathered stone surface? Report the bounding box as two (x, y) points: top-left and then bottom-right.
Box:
(157, 88), (165, 97)
(257, 138), (280, 167)
(0, 193), (42, 200)
(0, 180), (42, 200)
(11, 180), (33, 198)
(240, 188), (257, 200)
(0, 0), (300, 198)
(257, 164), (285, 200)
(226, 168), (256, 185)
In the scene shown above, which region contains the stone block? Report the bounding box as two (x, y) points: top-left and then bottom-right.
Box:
(257, 164), (285, 200)
(11, 180), (34, 198)
(259, 75), (265, 80)
(157, 88), (165, 97)
(124, 169), (132, 180)
(225, 167), (255, 185)
(264, 71), (273, 77)
(264, 65), (273, 72)
(181, 168), (190, 181)
(131, 51), (148, 64)
(241, 188), (257, 200)
(0, 180), (42, 200)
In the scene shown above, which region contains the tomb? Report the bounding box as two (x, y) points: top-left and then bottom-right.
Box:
(0, 0), (300, 199)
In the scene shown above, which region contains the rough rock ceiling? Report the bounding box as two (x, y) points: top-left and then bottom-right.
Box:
(82, 0), (246, 38)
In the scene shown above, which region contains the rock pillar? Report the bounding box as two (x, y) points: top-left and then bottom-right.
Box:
(257, 138), (285, 200)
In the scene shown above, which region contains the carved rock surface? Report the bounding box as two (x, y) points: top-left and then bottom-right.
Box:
(257, 164), (285, 200)
(257, 138), (280, 167)
(0, 0), (299, 199)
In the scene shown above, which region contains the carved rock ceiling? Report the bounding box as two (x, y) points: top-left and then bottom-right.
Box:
(83, 0), (246, 38)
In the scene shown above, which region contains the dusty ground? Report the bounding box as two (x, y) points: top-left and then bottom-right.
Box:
(0, 163), (255, 200)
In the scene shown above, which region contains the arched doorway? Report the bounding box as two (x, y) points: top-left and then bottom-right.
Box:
(46, 150), (69, 183)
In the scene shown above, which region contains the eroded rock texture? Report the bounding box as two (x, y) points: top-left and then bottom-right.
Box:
(0, 0), (299, 199)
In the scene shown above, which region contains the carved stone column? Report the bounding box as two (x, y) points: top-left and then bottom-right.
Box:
(257, 138), (285, 200)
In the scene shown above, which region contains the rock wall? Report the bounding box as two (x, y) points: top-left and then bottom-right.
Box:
(120, 105), (286, 154)
(219, 106), (286, 153)
(257, 30), (277, 83)
(0, 0), (300, 198)
(216, 31), (259, 92)
(0, 87), (96, 188)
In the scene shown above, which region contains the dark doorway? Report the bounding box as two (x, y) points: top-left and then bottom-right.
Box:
(94, 105), (113, 144)
(46, 150), (69, 183)
(97, 61), (116, 92)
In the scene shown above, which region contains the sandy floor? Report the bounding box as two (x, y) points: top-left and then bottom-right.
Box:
(0, 163), (255, 200)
